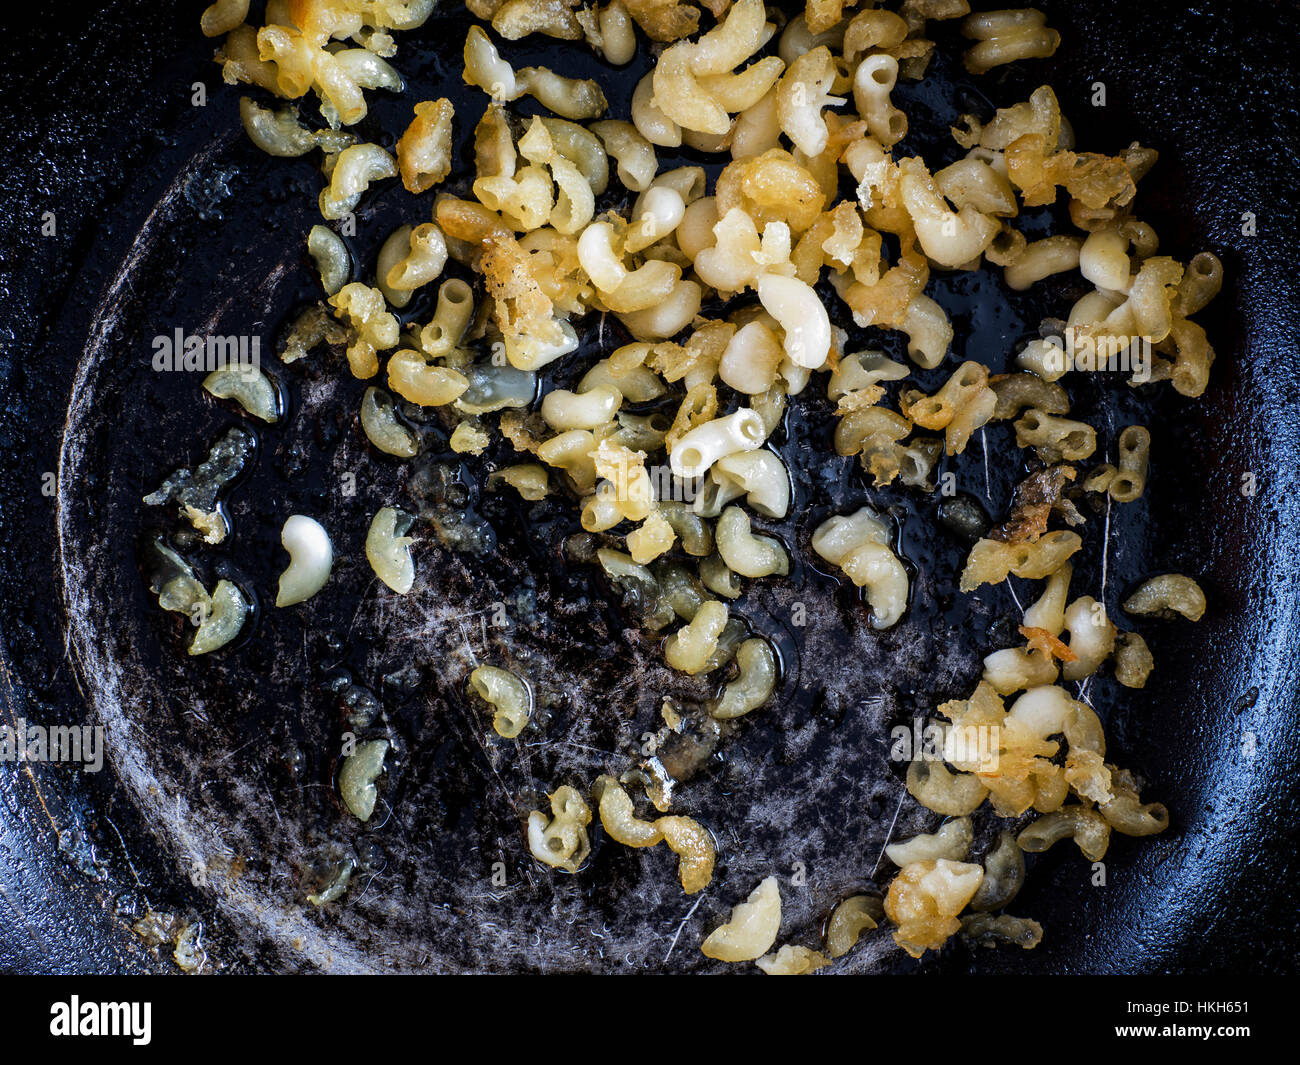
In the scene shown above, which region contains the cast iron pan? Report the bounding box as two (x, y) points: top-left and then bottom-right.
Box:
(1, 0), (1297, 974)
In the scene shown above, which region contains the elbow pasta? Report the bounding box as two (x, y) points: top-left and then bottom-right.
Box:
(853, 54), (907, 147)
(664, 599), (728, 674)
(1109, 425), (1151, 502)
(710, 636), (778, 719)
(591, 120), (658, 191)
(397, 99), (455, 193)
(470, 664), (533, 738)
(715, 450), (791, 518)
(594, 776), (662, 847)
(812, 508), (909, 629)
(715, 506), (790, 579)
(960, 532), (1082, 592)
(825, 895), (881, 959)
(1123, 574), (1207, 621)
(902, 361), (997, 455)
(656, 814), (716, 893)
(961, 9), (1061, 75)
(669, 407), (767, 480)
(329, 283), (400, 379)
(701, 876), (782, 962)
(527, 786), (592, 871)
(320, 143), (398, 220)
(885, 817), (973, 867)
(307, 224), (350, 296)
(884, 859), (984, 958)
(777, 47), (846, 157)
(1060, 596), (1117, 681)
(200, 0), (248, 38)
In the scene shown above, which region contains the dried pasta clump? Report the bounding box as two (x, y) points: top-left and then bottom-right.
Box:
(884, 859), (984, 958)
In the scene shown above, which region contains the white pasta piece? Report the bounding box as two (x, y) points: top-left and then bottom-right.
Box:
(591, 119), (658, 191)
(189, 580), (249, 656)
(885, 817), (973, 867)
(698, 56), (784, 116)
(365, 507), (416, 595)
(319, 143), (398, 220)
(1123, 574), (1206, 622)
(710, 637), (778, 719)
(580, 353), (665, 404)
(962, 8), (1061, 75)
(900, 294), (953, 370)
(594, 776), (662, 847)
(203, 364), (279, 423)
(719, 320), (784, 394)
(200, 0), (249, 37)
(898, 156), (999, 267)
(776, 47), (844, 157)
(827, 350), (909, 400)
(631, 70), (683, 147)
(470, 665), (533, 738)
(463, 24), (520, 101)
(715, 450), (790, 518)
(715, 506), (789, 579)
(339, 740), (388, 822)
(664, 600), (728, 674)
(731, 87), (781, 159)
(701, 875), (782, 963)
(693, 207), (765, 294)
(1004, 235), (1082, 290)
(527, 786), (592, 872)
(982, 647), (1057, 696)
(463, 26), (607, 119)
(1061, 596), (1116, 681)
(385, 222), (448, 295)
(593, 1), (637, 65)
(936, 157), (1018, 216)
(540, 384), (623, 431)
(853, 54), (907, 147)
(308, 224), (350, 296)
(811, 508), (909, 629)
(276, 515), (333, 607)
(756, 944), (831, 975)
(387, 350), (469, 407)
(616, 274), (702, 338)
(1079, 229), (1132, 292)
(625, 185), (686, 253)
(576, 221), (628, 292)
(1023, 562), (1072, 634)
(669, 408), (767, 480)
(692, 0), (770, 75)
(537, 429), (598, 493)
(757, 274), (831, 369)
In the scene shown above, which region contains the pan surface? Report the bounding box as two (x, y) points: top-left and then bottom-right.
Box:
(1, 0), (1298, 973)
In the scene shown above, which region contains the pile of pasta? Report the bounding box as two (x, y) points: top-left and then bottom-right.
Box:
(204, 0), (1219, 967)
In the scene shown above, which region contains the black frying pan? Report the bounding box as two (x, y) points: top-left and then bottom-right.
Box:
(1, 0), (1297, 974)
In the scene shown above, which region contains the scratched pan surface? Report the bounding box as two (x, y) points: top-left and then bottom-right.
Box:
(0, 0), (1297, 974)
